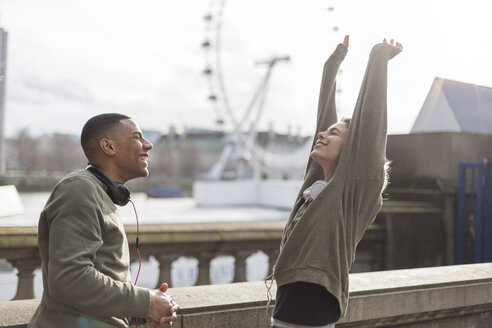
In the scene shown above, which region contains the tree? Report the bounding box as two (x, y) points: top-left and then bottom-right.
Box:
(176, 140), (201, 178)
(15, 129), (39, 173)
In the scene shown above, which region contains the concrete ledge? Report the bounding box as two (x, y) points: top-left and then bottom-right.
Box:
(0, 299), (39, 328)
(1, 263), (491, 328)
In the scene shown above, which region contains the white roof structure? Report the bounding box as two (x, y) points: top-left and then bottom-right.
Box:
(411, 77), (492, 134)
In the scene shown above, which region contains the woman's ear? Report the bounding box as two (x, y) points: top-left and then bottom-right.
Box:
(100, 138), (116, 156)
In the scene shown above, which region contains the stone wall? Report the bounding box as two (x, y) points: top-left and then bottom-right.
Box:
(1, 263), (491, 328)
(387, 132), (492, 186)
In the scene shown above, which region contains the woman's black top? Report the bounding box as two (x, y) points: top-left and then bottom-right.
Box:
(273, 281), (341, 325)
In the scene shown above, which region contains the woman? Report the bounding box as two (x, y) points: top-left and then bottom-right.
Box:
(270, 35), (402, 328)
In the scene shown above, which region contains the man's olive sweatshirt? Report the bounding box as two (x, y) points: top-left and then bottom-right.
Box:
(28, 169), (150, 328)
(273, 42), (400, 318)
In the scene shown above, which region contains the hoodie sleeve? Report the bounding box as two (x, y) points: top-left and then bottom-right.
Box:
(301, 43), (348, 192)
(335, 43), (400, 182)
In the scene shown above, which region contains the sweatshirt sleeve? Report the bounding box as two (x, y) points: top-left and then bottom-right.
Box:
(301, 43), (348, 190)
(45, 178), (150, 319)
(335, 43), (400, 181)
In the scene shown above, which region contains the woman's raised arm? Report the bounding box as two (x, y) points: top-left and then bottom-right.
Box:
(335, 39), (402, 181)
(302, 36), (349, 187)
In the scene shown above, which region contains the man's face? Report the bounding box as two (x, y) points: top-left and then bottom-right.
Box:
(310, 122), (348, 166)
(112, 119), (153, 182)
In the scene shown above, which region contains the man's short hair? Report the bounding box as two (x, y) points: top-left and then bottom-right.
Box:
(81, 113), (131, 160)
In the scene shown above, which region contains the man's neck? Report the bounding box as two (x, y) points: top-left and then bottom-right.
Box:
(88, 163), (125, 184)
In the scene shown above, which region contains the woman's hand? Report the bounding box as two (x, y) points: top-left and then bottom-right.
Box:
(383, 38), (403, 51)
(343, 35), (349, 48)
(381, 38), (403, 59)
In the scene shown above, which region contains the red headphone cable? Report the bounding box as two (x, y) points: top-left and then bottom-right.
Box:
(129, 199), (142, 328)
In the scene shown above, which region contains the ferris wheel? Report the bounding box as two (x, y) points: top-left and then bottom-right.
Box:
(201, 0), (235, 127)
(199, 1), (341, 180)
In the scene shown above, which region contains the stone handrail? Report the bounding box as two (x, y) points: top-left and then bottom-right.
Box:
(1, 263), (491, 327)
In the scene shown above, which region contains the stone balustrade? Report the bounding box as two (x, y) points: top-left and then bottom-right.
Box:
(125, 222), (284, 287)
(0, 222), (284, 300)
(1, 263), (491, 328)
(0, 221), (389, 301)
(0, 195), (446, 302)
(0, 226), (40, 300)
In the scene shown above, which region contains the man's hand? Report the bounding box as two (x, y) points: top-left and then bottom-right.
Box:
(146, 283), (179, 328)
(343, 34), (349, 48)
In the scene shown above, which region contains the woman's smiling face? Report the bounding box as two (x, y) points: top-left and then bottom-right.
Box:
(310, 122), (348, 166)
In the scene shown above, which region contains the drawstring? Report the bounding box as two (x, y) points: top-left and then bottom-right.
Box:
(265, 272), (275, 327)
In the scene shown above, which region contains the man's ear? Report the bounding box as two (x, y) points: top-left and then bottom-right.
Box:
(100, 138), (116, 156)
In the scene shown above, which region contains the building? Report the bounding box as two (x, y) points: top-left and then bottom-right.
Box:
(151, 127), (310, 180)
(411, 77), (492, 134)
(0, 27), (8, 172)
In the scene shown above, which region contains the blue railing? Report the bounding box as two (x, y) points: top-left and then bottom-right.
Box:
(456, 162), (492, 263)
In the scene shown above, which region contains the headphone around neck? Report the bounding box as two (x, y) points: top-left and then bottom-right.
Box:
(86, 165), (131, 206)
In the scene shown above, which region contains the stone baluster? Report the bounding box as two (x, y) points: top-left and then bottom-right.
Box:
(155, 254), (179, 288)
(10, 259), (41, 300)
(196, 252), (215, 286)
(267, 249), (280, 276)
(233, 251), (252, 283)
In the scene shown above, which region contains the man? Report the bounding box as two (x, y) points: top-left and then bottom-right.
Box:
(28, 113), (178, 328)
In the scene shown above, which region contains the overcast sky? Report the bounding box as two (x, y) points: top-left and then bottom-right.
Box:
(1, 0), (491, 137)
